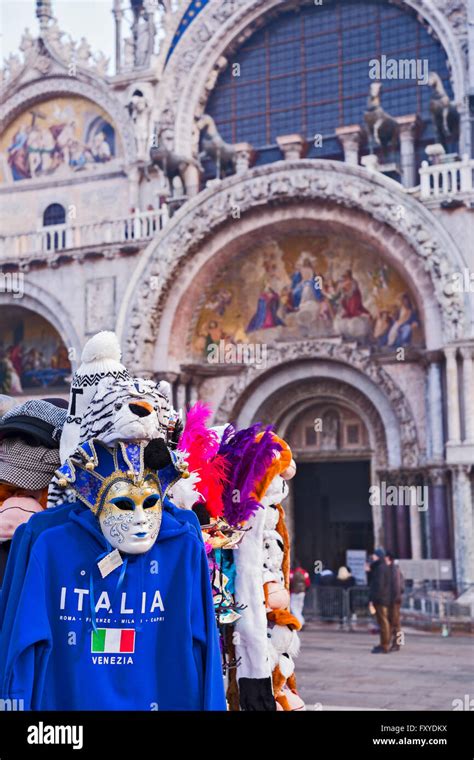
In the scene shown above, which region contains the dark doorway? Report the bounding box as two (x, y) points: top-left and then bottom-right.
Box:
(293, 460), (373, 574)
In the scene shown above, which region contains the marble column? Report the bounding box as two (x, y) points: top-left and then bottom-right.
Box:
(396, 114), (420, 188)
(426, 359), (444, 462)
(460, 346), (474, 442)
(276, 134), (307, 161)
(445, 347), (461, 445)
(335, 124), (363, 166)
(233, 143), (255, 174)
(427, 468), (450, 559)
(409, 491), (423, 560)
(183, 163), (200, 197)
(450, 464), (474, 591)
(128, 166), (140, 211)
(389, 472), (412, 558)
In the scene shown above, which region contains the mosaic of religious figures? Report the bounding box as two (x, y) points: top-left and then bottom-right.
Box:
(192, 234), (423, 359)
(0, 96), (117, 182)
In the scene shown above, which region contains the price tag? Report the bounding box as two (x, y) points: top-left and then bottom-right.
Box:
(97, 549), (123, 578)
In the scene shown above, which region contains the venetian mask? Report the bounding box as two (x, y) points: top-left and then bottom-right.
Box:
(98, 479), (162, 554)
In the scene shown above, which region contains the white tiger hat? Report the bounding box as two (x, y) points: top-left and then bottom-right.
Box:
(79, 376), (172, 446)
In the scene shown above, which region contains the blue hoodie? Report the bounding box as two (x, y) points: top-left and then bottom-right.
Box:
(2, 508), (226, 711)
(0, 499), (202, 692)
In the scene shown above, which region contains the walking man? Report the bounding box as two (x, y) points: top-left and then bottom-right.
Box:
(368, 548), (391, 653)
(386, 551), (405, 651)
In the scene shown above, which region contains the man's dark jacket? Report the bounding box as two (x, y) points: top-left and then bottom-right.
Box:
(388, 562), (405, 604)
(369, 559), (391, 606)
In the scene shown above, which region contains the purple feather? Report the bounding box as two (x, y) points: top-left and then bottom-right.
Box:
(219, 423), (282, 525)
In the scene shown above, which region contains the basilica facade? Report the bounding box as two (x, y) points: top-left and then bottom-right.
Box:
(0, 0), (473, 592)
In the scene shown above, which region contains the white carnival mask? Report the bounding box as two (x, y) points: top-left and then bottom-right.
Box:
(99, 479), (162, 554)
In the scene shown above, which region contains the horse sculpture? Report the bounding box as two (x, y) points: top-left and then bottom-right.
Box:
(149, 127), (201, 196)
(364, 82), (399, 152)
(428, 72), (459, 148)
(197, 114), (238, 178)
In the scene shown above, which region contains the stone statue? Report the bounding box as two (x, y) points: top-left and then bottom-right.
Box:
(93, 51), (110, 78)
(76, 37), (91, 66)
(364, 82), (399, 151)
(127, 87), (152, 161)
(20, 28), (35, 59)
(123, 36), (135, 70)
(428, 72), (459, 148)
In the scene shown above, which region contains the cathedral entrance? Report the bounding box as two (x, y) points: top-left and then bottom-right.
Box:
(285, 400), (375, 575)
(293, 460), (373, 575)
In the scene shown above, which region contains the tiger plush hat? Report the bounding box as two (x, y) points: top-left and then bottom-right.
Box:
(79, 376), (173, 445)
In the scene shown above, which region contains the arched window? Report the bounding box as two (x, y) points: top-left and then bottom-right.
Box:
(42, 203), (66, 251)
(206, 0), (455, 168)
(43, 203), (66, 227)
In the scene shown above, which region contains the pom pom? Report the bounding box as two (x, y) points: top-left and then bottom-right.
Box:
(80, 331), (121, 365)
(144, 438), (172, 470)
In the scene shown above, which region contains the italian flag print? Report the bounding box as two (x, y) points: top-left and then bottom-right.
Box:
(91, 628), (136, 654)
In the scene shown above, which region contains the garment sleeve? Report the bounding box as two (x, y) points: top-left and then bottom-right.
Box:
(190, 543), (227, 711)
(2, 552), (52, 710)
(0, 523), (26, 630)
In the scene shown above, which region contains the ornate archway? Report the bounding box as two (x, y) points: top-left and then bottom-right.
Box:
(0, 76), (136, 166)
(213, 343), (420, 470)
(117, 160), (467, 371)
(0, 281), (81, 368)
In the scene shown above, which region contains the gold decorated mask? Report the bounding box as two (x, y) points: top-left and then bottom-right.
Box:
(98, 478), (162, 555)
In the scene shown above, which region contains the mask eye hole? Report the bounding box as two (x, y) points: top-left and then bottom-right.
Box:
(143, 495), (160, 510)
(110, 497), (134, 511)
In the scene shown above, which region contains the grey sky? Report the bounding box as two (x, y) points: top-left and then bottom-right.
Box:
(1, 0), (115, 70)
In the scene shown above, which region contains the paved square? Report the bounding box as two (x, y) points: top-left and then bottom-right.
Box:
(295, 623), (474, 711)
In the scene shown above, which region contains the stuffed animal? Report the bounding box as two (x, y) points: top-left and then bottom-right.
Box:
(268, 610), (305, 711)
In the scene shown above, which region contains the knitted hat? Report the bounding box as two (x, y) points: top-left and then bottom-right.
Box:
(373, 547), (386, 559)
(60, 331), (129, 463)
(0, 437), (61, 489)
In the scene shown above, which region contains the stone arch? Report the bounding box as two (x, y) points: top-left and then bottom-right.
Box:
(117, 161), (468, 371)
(0, 280), (81, 369)
(0, 76), (136, 165)
(213, 345), (420, 470)
(158, 0), (467, 156)
(253, 377), (387, 466)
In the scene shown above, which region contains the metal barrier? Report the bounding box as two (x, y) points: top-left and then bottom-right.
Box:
(303, 585), (474, 632)
(303, 585), (372, 627)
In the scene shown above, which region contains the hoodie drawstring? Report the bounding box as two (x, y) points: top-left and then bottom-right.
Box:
(89, 546), (128, 634)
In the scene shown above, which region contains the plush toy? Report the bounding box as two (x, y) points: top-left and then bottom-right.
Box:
(267, 610), (305, 711)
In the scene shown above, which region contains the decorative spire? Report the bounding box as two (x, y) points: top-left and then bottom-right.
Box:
(36, 0), (54, 30)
